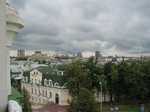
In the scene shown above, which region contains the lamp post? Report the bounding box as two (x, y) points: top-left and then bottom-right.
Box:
(99, 73), (110, 112)
(99, 81), (102, 111)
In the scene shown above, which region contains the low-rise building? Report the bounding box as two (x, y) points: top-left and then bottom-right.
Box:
(21, 65), (111, 106)
(31, 51), (46, 60)
(21, 65), (71, 105)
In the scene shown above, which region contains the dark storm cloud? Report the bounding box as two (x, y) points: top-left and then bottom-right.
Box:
(11, 0), (150, 56)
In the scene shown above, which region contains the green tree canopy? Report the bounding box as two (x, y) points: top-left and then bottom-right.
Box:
(69, 88), (98, 112)
(20, 87), (32, 112)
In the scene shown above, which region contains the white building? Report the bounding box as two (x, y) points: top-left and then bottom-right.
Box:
(0, 0), (24, 111)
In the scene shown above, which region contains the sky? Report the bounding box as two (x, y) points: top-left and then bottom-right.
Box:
(10, 0), (150, 57)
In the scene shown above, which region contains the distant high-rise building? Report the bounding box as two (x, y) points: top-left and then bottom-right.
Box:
(77, 52), (83, 58)
(17, 50), (25, 58)
(95, 51), (100, 60)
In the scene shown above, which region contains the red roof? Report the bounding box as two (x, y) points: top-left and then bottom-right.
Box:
(37, 103), (69, 112)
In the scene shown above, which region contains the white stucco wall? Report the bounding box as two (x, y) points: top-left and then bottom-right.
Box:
(0, 0), (8, 111)
(0, 0), (23, 111)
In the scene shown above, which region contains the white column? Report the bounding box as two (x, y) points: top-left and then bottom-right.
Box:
(6, 46), (11, 95)
(0, 0), (8, 111)
(6, 1), (24, 96)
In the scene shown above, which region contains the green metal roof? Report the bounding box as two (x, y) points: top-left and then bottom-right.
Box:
(42, 74), (66, 86)
(8, 86), (23, 107)
(23, 65), (67, 87)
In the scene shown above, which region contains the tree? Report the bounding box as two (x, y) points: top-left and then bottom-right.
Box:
(65, 59), (92, 96)
(34, 59), (41, 64)
(41, 59), (47, 64)
(124, 62), (148, 107)
(115, 61), (129, 101)
(20, 87), (32, 112)
(141, 61), (150, 102)
(85, 57), (103, 89)
(65, 59), (99, 112)
(69, 88), (98, 112)
(15, 57), (27, 61)
(103, 62), (118, 102)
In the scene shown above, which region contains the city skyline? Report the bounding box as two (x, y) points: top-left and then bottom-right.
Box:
(10, 50), (148, 58)
(10, 0), (150, 56)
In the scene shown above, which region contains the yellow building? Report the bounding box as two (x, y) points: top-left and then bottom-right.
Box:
(21, 65), (71, 105)
(31, 51), (45, 60)
(21, 65), (111, 106)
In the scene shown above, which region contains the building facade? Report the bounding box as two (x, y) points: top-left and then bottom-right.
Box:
(95, 51), (100, 60)
(76, 52), (83, 58)
(21, 66), (71, 105)
(21, 65), (112, 106)
(31, 51), (45, 60)
(17, 50), (25, 58)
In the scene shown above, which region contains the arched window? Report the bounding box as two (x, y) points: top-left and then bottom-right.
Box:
(62, 83), (67, 88)
(54, 82), (60, 87)
(44, 79), (47, 86)
(55, 93), (59, 104)
(26, 76), (28, 83)
(49, 79), (53, 86)
(47, 80), (49, 86)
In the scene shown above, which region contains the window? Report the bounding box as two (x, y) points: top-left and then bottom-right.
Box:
(44, 79), (47, 86)
(43, 91), (44, 96)
(49, 80), (52, 86)
(39, 98), (41, 103)
(35, 79), (37, 84)
(35, 89), (37, 95)
(47, 80), (49, 86)
(49, 92), (52, 98)
(39, 90), (40, 95)
(45, 91), (47, 97)
(54, 82), (59, 87)
(31, 88), (33, 94)
(26, 77), (28, 82)
(39, 79), (40, 85)
(32, 97), (34, 100)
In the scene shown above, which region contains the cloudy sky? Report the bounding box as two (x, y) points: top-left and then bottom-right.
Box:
(10, 0), (150, 57)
